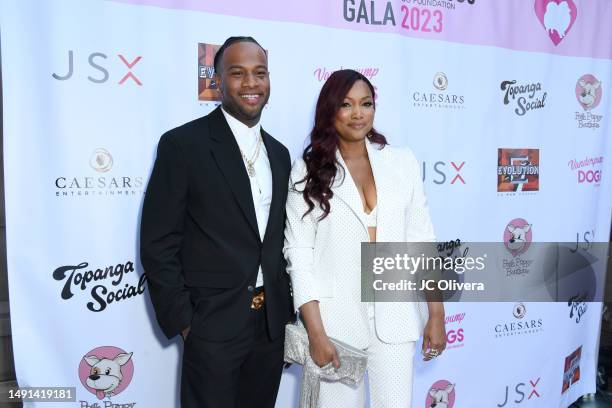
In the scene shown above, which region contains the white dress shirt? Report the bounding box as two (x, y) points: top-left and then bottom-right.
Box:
(221, 108), (272, 287)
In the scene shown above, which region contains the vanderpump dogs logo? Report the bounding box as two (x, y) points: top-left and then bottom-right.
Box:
(497, 149), (540, 193)
(198, 43), (221, 102)
(568, 156), (603, 186)
(78, 346), (136, 407)
(445, 312), (465, 350)
(562, 346), (582, 393)
(534, 0), (578, 46)
(426, 380), (456, 408)
(500, 80), (547, 116)
(413, 72), (466, 110)
(54, 149), (144, 198)
(494, 303), (543, 338)
(52, 260), (146, 312)
(575, 74), (604, 129)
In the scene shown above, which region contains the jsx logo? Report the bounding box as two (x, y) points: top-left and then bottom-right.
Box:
(422, 161), (466, 185)
(52, 51), (142, 85)
(497, 378), (541, 407)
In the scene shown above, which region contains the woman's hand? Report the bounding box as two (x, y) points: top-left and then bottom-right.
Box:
(422, 312), (446, 361)
(299, 300), (340, 368)
(308, 332), (340, 368)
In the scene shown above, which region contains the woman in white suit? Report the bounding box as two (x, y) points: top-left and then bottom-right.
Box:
(284, 69), (446, 407)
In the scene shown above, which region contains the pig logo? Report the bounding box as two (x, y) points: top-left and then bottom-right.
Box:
(576, 74), (602, 111)
(504, 218), (533, 257)
(534, 0), (578, 46)
(78, 346), (134, 400)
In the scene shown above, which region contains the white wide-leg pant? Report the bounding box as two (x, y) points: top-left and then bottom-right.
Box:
(317, 304), (416, 408)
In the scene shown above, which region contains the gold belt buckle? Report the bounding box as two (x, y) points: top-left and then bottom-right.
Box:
(251, 290), (265, 310)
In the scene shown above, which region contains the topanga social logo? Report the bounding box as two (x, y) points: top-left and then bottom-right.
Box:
(78, 346), (135, 405)
(534, 0), (578, 46)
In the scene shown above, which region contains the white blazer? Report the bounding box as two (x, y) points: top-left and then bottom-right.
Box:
(283, 140), (436, 348)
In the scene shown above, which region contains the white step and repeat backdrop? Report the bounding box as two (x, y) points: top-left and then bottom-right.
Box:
(2, 0), (611, 407)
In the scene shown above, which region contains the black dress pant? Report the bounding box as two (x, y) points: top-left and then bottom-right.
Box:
(181, 305), (285, 408)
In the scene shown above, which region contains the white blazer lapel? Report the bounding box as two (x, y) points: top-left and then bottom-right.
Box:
(366, 140), (394, 242)
(332, 149), (369, 237)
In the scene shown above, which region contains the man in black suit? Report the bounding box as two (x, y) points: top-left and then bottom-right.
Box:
(140, 36), (293, 408)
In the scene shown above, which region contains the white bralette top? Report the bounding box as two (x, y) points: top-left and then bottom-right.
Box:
(364, 206), (377, 227)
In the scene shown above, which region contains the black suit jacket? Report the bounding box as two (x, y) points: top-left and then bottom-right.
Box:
(140, 107), (293, 341)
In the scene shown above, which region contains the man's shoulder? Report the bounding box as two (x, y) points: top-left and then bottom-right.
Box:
(263, 131), (290, 159)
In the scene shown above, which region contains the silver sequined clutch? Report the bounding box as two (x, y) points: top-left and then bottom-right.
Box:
(284, 323), (368, 408)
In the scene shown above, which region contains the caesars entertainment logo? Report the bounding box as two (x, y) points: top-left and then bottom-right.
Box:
(52, 260), (146, 313)
(426, 380), (456, 408)
(562, 346), (582, 394)
(575, 74), (604, 129)
(413, 72), (466, 110)
(198, 43), (221, 102)
(78, 346), (136, 407)
(52, 50), (142, 86)
(54, 148), (144, 198)
(500, 80), (547, 116)
(534, 0), (578, 46)
(494, 303), (543, 339)
(497, 148), (539, 194)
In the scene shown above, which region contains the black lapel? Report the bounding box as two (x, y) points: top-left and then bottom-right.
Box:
(208, 107), (260, 238)
(261, 129), (284, 243)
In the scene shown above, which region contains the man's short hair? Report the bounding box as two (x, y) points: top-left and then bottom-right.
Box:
(213, 36), (266, 73)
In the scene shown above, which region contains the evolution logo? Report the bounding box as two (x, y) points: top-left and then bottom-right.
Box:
(426, 380), (456, 408)
(575, 74), (604, 129)
(445, 312), (465, 350)
(413, 73), (466, 110)
(497, 378), (541, 407)
(497, 149), (539, 193)
(198, 43), (221, 102)
(52, 51), (142, 85)
(78, 346), (136, 407)
(534, 0), (577, 46)
(568, 155), (603, 186)
(500, 80), (547, 116)
(422, 160), (466, 185)
(54, 148), (144, 198)
(562, 346), (582, 393)
(52, 260), (146, 313)
(494, 303), (543, 338)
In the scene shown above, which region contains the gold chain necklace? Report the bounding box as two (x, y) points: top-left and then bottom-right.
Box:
(240, 132), (262, 177)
